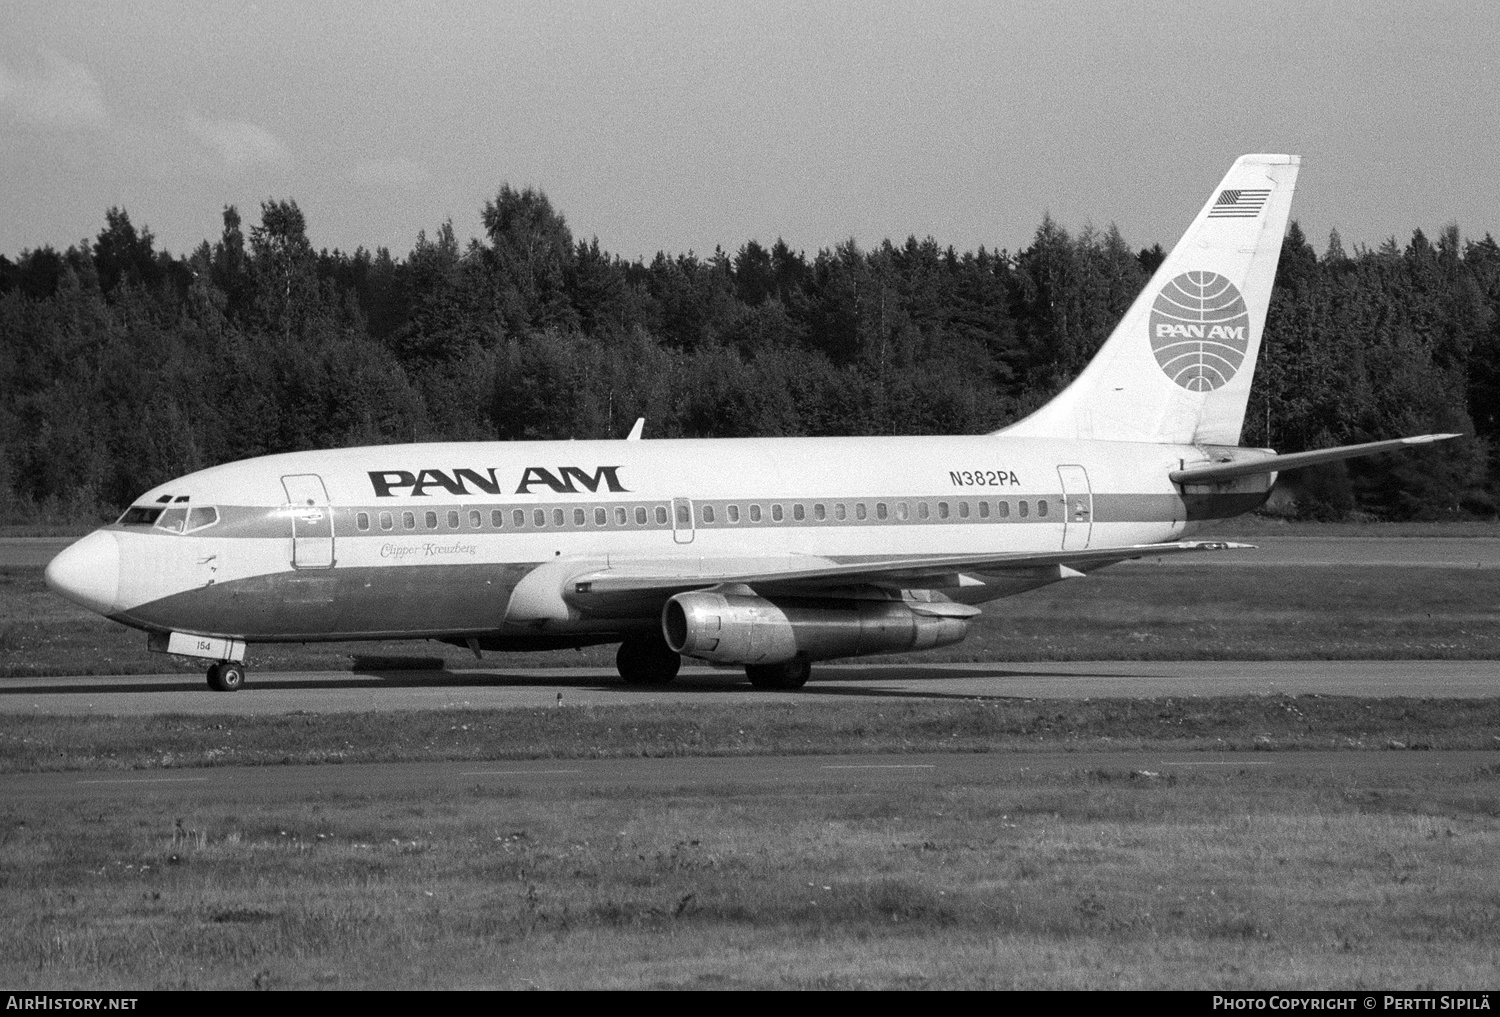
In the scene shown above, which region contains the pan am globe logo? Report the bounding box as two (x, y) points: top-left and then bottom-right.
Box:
(1148, 271), (1250, 391)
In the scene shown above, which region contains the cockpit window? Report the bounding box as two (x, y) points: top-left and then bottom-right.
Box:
(185, 506), (219, 531)
(155, 507), (188, 533)
(118, 506), (163, 526)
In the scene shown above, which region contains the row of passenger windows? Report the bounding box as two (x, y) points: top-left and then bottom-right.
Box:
(357, 505), (671, 532)
(703, 499), (1047, 523)
(353, 499), (1049, 533)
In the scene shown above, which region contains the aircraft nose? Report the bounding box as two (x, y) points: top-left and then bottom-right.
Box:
(45, 530), (121, 615)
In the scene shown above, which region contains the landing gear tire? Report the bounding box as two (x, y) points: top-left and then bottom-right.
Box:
(206, 661), (245, 692)
(616, 636), (681, 686)
(746, 656), (812, 690)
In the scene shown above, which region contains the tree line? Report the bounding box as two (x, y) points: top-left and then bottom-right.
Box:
(1, 187), (1495, 524)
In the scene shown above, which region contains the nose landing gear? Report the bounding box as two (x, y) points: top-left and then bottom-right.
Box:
(206, 661), (246, 692)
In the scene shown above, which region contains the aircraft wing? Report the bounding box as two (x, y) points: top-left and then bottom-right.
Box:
(560, 541), (1251, 615)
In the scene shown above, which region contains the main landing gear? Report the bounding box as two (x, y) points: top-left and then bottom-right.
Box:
(745, 656), (812, 690)
(616, 634), (681, 686)
(206, 661), (246, 692)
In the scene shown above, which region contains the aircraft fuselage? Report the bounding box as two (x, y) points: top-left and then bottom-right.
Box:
(49, 434), (1269, 647)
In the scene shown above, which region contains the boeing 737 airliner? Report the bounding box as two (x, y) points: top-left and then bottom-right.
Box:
(45, 155), (1456, 690)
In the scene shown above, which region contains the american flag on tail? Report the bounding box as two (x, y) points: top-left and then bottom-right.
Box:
(1207, 188), (1271, 218)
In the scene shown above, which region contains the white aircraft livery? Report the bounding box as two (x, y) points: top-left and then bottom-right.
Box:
(45, 154), (1458, 691)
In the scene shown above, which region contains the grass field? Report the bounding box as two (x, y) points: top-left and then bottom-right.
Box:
(4, 759), (1497, 989)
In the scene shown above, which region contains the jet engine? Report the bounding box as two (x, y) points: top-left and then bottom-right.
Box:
(662, 589), (974, 665)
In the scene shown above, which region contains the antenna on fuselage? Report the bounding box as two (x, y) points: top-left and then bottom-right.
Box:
(626, 418), (645, 440)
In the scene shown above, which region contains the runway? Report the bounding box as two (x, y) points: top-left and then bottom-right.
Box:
(1, 659), (1495, 715)
(4, 748), (1496, 808)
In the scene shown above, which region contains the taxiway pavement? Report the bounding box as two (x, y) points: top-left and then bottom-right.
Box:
(1, 659), (1496, 716)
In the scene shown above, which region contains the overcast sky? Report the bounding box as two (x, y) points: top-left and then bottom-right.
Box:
(3, 1), (1497, 264)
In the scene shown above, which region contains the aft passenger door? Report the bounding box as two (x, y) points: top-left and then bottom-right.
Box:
(282, 474), (335, 568)
(1057, 465), (1093, 551)
(672, 497), (695, 545)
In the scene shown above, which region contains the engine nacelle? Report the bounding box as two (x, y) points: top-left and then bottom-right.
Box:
(662, 589), (973, 665)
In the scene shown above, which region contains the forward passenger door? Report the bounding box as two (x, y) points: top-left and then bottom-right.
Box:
(282, 474), (336, 568)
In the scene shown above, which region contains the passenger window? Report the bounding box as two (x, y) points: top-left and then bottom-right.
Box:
(958, 501), (970, 519)
(938, 502), (950, 519)
(573, 508), (586, 526)
(491, 510), (504, 528)
(998, 501), (1010, 518)
(917, 502), (929, 520)
(835, 504), (846, 521)
(380, 512), (393, 531)
(793, 504), (805, 521)
(448, 510), (460, 528)
(749, 504), (762, 522)
(186, 506), (219, 531)
(855, 503), (866, 520)
(876, 503), (888, 520)
(553, 508), (565, 527)
(469, 510), (482, 528)
(727, 504), (740, 523)
(655, 505), (669, 525)
(595, 507), (608, 526)
(896, 502), (908, 521)
(771, 504), (784, 522)
(424, 511), (438, 529)
(702, 505), (716, 523)
(1019, 501), (1029, 518)
(515, 509), (527, 527)
(978, 501), (990, 519)
(615, 506), (628, 525)
(356, 512), (370, 532)
(402, 511), (416, 530)
(814, 504), (825, 521)
(635, 506), (648, 525)
(1038, 500), (1049, 517)
(533, 509), (546, 527)
(155, 507), (187, 533)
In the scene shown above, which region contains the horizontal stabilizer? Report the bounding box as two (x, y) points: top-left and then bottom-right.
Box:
(1169, 434), (1462, 484)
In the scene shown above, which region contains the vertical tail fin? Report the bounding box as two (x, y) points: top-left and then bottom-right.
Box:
(1000, 154), (1300, 446)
